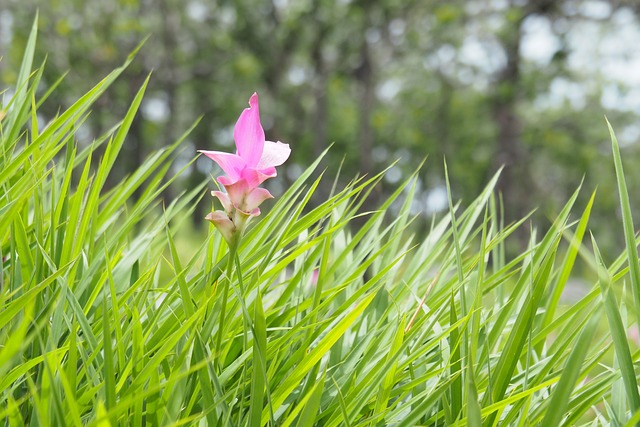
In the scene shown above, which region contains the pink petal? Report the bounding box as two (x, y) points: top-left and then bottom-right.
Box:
(240, 167), (277, 188)
(198, 150), (245, 181)
(205, 211), (236, 243)
(256, 140), (291, 169)
(234, 93), (264, 167)
(224, 178), (252, 211)
(223, 180), (272, 213)
(212, 191), (232, 213)
(217, 172), (242, 187)
(244, 187), (273, 212)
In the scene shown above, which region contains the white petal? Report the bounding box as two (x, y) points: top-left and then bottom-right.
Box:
(256, 140), (291, 169)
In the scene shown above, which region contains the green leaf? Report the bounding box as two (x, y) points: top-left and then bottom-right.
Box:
(102, 293), (116, 421)
(540, 305), (601, 426)
(249, 292), (268, 427)
(3, 15), (38, 150)
(373, 316), (405, 418)
(592, 234), (640, 413)
(294, 372), (326, 427)
(608, 119), (640, 331)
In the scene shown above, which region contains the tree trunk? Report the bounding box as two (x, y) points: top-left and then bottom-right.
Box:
(491, 11), (530, 225)
(312, 42), (328, 161)
(357, 42), (375, 178)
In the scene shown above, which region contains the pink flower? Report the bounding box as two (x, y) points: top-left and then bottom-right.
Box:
(199, 93), (290, 243)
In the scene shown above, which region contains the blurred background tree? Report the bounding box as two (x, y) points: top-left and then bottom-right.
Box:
(2, 0), (640, 254)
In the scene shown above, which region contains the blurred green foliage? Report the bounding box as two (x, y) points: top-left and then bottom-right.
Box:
(2, 0), (640, 255)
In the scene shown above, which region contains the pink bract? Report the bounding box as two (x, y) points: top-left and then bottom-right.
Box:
(199, 93), (290, 242)
(199, 93), (290, 190)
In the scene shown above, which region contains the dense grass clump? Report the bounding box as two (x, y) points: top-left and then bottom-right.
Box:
(3, 23), (640, 426)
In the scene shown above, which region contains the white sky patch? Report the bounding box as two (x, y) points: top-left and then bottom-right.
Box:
(186, 1), (208, 22)
(1, 88), (15, 110)
(520, 6), (640, 114)
(389, 18), (406, 45)
(377, 79), (402, 101)
(521, 15), (560, 66)
(218, 6), (237, 27)
(384, 165), (402, 184)
(212, 126), (235, 148)
(395, 148), (411, 165)
(272, 0), (290, 11)
(0, 10), (13, 47)
(536, 77), (587, 110)
(267, 180), (284, 197)
(436, 44), (457, 65)
(579, 0), (611, 20)
(287, 65), (307, 86)
(171, 140), (200, 176)
(286, 163), (303, 181)
(372, 146), (389, 163)
(459, 36), (505, 75)
(195, 155), (211, 174)
(602, 85), (640, 114)
(172, 140), (197, 176)
(568, 8), (640, 86)
(366, 28), (381, 45)
(76, 121), (93, 145)
(618, 124), (640, 148)
(425, 186), (448, 214)
(261, 115), (274, 132)
(141, 95), (170, 123)
(601, 83), (622, 110)
(466, 0), (508, 16)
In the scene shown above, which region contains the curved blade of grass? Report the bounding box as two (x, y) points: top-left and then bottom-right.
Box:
(102, 293), (116, 422)
(592, 234), (640, 413)
(608, 119), (640, 343)
(542, 190), (595, 329)
(373, 316), (405, 419)
(3, 15), (37, 149)
(294, 372), (326, 427)
(540, 304), (601, 426)
(249, 292), (268, 427)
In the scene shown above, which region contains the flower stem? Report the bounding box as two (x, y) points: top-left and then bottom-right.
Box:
(215, 238), (238, 368)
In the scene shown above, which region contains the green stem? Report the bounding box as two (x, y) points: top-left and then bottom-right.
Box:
(215, 238), (238, 368)
(235, 253), (249, 350)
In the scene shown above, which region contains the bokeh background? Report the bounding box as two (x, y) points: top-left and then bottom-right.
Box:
(2, 0), (640, 255)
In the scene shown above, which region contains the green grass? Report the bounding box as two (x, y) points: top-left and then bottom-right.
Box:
(3, 22), (640, 426)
